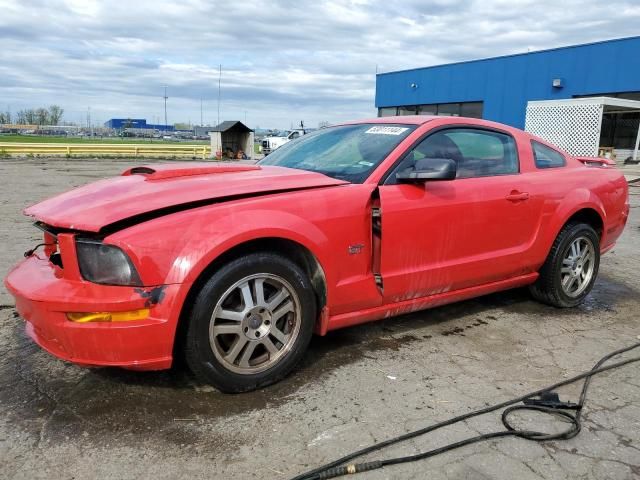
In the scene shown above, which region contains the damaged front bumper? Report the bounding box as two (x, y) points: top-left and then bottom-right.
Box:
(4, 253), (181, 370)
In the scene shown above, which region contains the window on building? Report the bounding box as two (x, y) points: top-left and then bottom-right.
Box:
(600, 112), (640, 149)
(420, 102), (483, 118)
(460, 102), (484, 118)
(391, 127), (518, 181)
(397, 106), (418, 115)
(378, 107), (397, 117)
(436, 103), (460, 116)
(532, 141), (566, 169)
(417, 104), (437, 115)
(379, 101), (484, 119)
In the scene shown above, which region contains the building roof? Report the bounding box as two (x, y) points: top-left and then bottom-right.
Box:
(210, 121), (253, 133)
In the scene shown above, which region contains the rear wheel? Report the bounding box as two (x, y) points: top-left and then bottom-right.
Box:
(184, 253), (316, 392)
(529, 222), (600, 308)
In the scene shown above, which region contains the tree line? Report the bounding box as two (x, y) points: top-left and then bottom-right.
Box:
(0, 105), (64, 125)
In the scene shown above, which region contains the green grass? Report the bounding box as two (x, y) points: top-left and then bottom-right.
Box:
(0, 134), (209, 145)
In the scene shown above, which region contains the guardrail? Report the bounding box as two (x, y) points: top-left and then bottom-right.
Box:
(0, 143), (211, 159)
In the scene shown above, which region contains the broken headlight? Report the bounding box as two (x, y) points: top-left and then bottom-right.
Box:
(76, 239), (142, 286)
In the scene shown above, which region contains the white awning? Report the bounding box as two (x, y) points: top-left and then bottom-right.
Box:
(525, 97), (640, 160)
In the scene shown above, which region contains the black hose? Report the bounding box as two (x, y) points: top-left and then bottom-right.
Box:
(291, 342), (640, 479)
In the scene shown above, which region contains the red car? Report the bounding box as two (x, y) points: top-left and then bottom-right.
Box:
(5, 116), (629, 392)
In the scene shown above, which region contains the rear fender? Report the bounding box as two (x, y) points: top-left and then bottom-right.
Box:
(533, 188), (606, 267)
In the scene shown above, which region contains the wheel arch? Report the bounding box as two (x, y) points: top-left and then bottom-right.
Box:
(173, 236), (327, 359)
(563, 207), (604, 238)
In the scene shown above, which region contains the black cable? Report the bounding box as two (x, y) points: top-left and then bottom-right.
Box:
(24, 242), (55, 257)
(291, 342), (640, 479)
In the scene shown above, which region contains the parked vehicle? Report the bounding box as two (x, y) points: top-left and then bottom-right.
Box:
(261, 128), (307, 155)
(5, 116), (629, 392)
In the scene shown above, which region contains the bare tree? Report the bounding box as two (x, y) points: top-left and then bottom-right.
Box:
(12, 106), (64, 125)
(22, 109), (37, 124)
(48, 105), (64, 125)
(0, 111), (10, 124)
(16, 109), (35, 124)
(35, 108), (49, 125)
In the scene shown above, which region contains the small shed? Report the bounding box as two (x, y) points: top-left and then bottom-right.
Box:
(209, 121), (254, 160)
(524, 97), (640, 163)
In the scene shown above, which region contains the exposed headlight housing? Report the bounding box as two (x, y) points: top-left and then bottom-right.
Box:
(76, 239), (142, 286)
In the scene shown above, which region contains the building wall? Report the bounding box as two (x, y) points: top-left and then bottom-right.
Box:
(104, 119), (174, 131)
(375, 36), (640, 128)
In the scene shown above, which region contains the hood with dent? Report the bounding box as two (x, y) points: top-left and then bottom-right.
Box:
(25, 163), (347, 232)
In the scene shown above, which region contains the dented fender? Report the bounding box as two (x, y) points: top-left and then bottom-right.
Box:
(107, 184), (379, 317)
(109, 207), (330, 284)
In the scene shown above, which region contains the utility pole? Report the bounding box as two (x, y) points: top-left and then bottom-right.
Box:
(162, 85), (168, 129)
(200, 98), (203, 126)
(217, 64), (222, 127)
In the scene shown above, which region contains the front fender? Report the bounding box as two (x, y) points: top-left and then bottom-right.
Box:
(108, 205), (331, 287)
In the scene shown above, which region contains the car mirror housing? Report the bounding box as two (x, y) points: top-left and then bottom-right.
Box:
(395, 158), (457, 183)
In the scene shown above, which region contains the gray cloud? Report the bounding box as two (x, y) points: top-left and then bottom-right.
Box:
(1, 0), (639, 128)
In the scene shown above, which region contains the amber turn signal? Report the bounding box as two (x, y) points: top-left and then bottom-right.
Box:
(66, 308), (150, 323)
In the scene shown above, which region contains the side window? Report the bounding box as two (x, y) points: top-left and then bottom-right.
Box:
(289, 131), (300, 139)
(394, 128), (518, 180)
(532, 141), (566, 168)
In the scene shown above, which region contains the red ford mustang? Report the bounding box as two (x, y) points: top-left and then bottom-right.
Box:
(5, 116), (629, 392)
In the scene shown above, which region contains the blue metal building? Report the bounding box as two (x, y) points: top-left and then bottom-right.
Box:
(375, 36), (640, 134)
(104, 118), (175, 132)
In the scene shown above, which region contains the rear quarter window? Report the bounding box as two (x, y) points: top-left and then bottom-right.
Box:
(532, 140), (566, 169)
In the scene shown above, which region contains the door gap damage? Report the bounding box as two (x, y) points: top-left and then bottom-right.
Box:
(371, 190), (383, 292)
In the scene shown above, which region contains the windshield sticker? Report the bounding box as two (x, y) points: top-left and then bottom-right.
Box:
(365, 126), (409, 135)
(358, 160), (374, 166)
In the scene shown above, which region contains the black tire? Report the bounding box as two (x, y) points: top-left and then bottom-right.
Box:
(529, 222), (600, 308)
(184, 252), (316, 393)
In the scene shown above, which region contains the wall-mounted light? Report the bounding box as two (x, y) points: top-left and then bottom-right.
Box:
(552, 78), (563, 88)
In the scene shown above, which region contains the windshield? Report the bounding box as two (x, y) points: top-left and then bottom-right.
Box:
(259, 124), (415, 182)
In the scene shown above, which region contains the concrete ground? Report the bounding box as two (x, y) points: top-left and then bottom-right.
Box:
(0, 158), (639, 480)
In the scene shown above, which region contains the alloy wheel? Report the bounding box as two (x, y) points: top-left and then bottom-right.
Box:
(208, 273), (301, 374)
(560, 236), (596, 298)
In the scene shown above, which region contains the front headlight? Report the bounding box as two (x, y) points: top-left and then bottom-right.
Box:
(76, 239), (142, 286)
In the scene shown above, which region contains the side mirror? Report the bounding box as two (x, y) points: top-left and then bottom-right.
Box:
(395, 158), (457, 183)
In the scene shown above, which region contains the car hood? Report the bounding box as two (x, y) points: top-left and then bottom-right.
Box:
(25, 163), (347, 232)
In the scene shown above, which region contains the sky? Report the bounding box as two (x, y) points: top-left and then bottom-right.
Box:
(1, 0), (639, 130)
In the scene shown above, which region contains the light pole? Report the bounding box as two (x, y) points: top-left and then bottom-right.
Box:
(217, 64), (222, 127)
(162, 86), (168, 130)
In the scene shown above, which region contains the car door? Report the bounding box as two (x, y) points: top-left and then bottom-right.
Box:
(378, 127), (536, 304)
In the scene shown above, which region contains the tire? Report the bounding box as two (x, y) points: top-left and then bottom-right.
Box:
(529, 222), (600, 308)
(184, 252), (316, 393)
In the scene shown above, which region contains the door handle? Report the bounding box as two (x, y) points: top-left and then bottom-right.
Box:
(506, 191), (529, 202)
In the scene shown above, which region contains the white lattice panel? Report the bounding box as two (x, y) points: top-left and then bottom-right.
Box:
(525, 102), (603, 156)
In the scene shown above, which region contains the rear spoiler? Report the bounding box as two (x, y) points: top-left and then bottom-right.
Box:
(575, 156), (616, 167)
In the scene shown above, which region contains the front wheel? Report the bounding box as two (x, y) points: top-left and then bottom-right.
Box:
(184, 253), (316, 393)
(530, 222), (600, 308)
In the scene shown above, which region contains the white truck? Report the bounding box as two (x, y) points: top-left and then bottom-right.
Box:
(261, 128), (307, 155)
